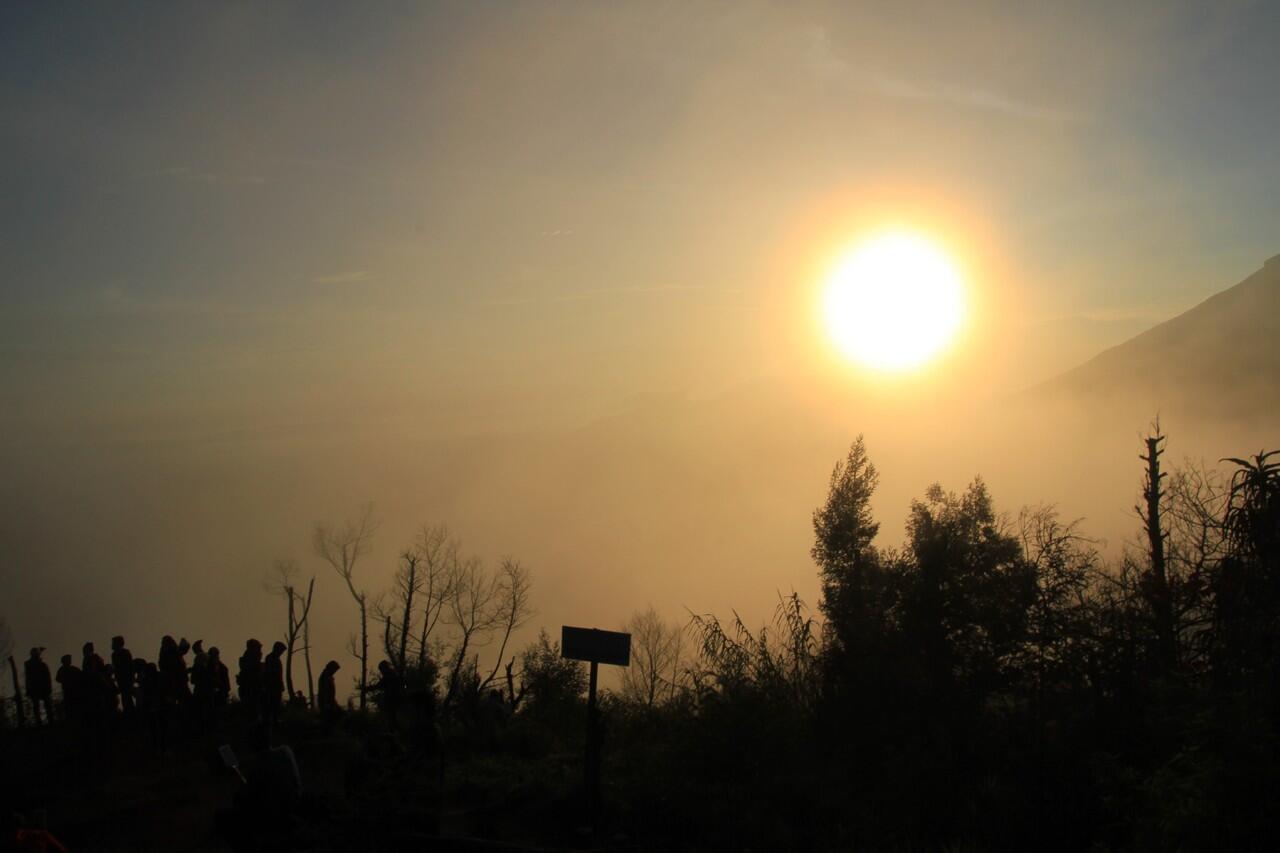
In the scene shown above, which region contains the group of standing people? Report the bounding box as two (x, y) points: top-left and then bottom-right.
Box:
(20, 636), (235, 746)
(19, 636), (346, 741)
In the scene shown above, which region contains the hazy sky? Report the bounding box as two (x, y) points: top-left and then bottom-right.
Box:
(3, 2), (1279, 679)
(4, 1), (1280, 440)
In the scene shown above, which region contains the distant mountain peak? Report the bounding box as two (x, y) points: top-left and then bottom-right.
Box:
(1034, 255), (1280, 420)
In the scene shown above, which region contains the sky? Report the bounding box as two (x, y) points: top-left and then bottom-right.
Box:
(2, 1), (1279, 686)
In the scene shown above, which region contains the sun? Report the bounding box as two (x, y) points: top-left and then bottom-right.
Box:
(821, 231), (966, 372)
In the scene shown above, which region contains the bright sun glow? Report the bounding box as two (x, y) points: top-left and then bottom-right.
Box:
(822, 231), (966, 372)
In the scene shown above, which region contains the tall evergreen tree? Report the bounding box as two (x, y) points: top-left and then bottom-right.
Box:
(812, 436), (883, 661)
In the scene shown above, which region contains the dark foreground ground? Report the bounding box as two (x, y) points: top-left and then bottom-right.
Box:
(0, 707), (638, 853)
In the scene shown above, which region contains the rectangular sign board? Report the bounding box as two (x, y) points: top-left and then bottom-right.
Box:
(562, 626), (631, 667)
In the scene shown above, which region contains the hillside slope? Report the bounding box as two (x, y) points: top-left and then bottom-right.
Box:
(1036, 254), (1280, 419)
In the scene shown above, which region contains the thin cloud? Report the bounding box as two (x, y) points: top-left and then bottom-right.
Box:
(479, 284), (740, 309)
(552, 284), (707, 303)
(804, 27), (1077, 124)
(310, 270), (373, 285)
(133, 165), (266, 186)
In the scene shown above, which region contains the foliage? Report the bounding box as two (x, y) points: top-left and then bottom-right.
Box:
(9, 429), (1280, 852)
(517, 629), (586, 721)
(619, 605), (685, 707)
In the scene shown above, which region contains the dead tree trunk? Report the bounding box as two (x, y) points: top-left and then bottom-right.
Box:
(398, 554), (417, 672)
(285, 590), (297, 699)
(1139, 428), (1177, 673)
(6, 656), (25, 729)
(302, 578), (316, 706)
(359, 598), (368, 711)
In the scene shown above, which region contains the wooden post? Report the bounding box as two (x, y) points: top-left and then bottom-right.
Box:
(561, 625), (631, 836)
(584, 659), (600, 830)
(7, 656), (25, 729)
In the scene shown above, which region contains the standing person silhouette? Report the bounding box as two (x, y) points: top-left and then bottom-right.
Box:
(370, 660), (405, 730)
(55, 654), (82, 722)
(79, 642), (110, 751)
(208, 646), (231, 707)
(317, 660), (341, 727)
(190, 640), (214, 727)
(237, 639), (264, 718)
(135, 659), (166, 753)
(110, 636), (135, 717)
(24, 648), (53, 726)
(161, 636), (193, 702)
(263, 641), (287, 728)
(81, 642), (109, 718)
(190, 640), (209, 688)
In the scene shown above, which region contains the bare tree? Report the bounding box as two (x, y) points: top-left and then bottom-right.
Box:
(412, 525), (460, 669)
(393, 552), (418, 671)
(380, 550), (426, 672)
(373, 524), (462, 674)
(265, 558), (316, 703)
(441, 552), (534, 706)
(478, 558), (532, 692)
(1017, 506), (1099, 725)
(443, 554), (499, 705)
(621, 605), (686, 707)
(1164, 459), (1229, 668)
(365, 523), (534, 707)
(314, 504), (378, 711)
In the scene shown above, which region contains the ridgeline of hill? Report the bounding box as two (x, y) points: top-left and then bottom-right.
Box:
(1034, 253), (1280, 419)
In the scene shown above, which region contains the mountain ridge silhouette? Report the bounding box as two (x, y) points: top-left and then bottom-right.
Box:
(1032, 253), (1280, 419)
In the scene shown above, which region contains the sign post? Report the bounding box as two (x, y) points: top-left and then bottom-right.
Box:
(561, 626), (631, 832)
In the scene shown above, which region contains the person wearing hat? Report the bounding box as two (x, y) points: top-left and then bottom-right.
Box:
(24, 647), (53, 725)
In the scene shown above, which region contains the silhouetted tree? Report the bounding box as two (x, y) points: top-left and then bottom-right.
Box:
(1164, 461), (1228, 670)
(812, 436), (883, 661)
(1213, 449), (1280, 683)
(409, 524), (460, 671)
(894, 480), (1033, 708)
(442, 554), (532, 706)
(1017, 505), (1100, 705)
(518, 629), (585, 718)
(478, 558), (532, 691)
(0, 617), (11, 725)
(620, 605), (685, 707)
(313, 504), (378, 711)
(3, 619), (21, 729)
(1137, 425), (1178, 674)
(690, 592), (820, 709)
(265, 558), (316, 703)
(375, 551), (420, 673)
